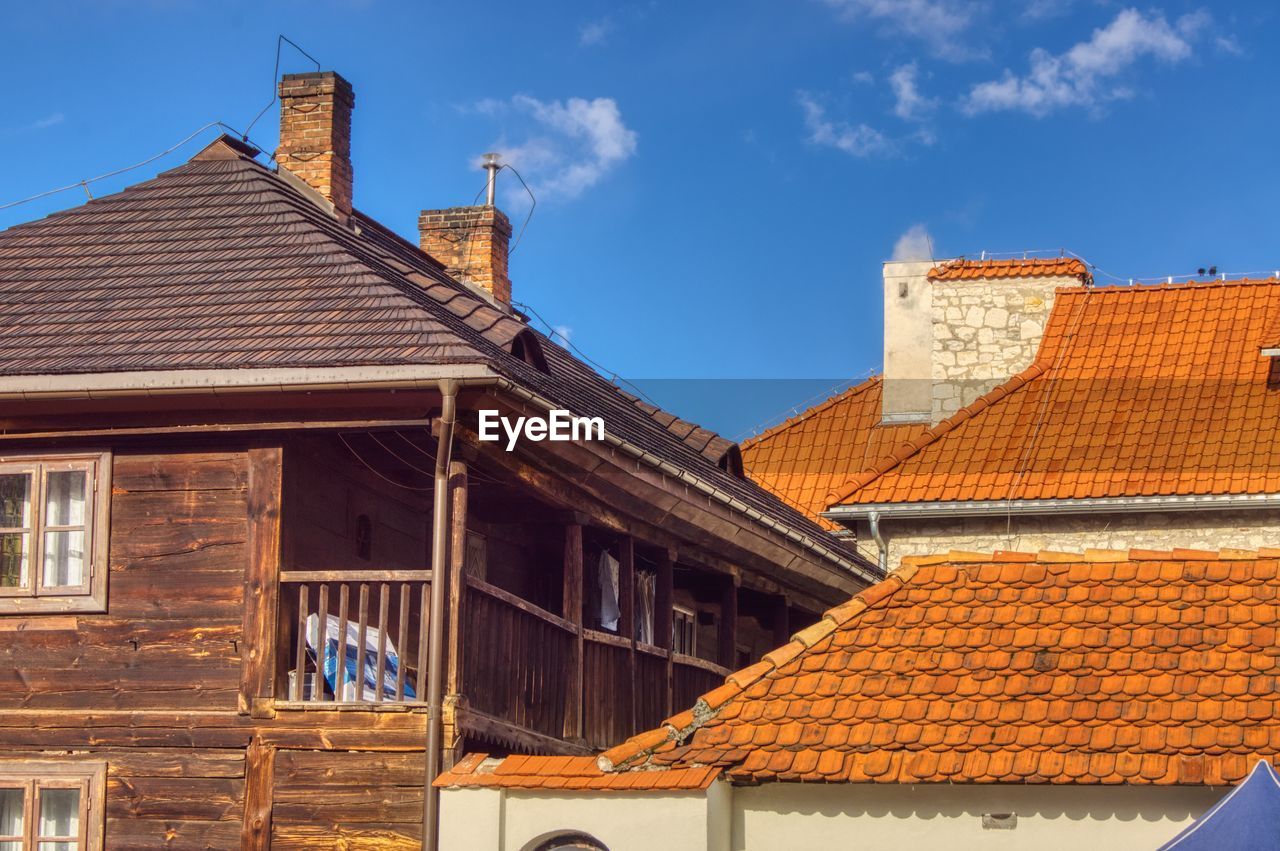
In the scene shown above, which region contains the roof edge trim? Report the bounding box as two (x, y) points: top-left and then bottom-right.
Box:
(492, 377), (882, 585)
(826, 492), (1280, 520)
(0, 363), (499, 400)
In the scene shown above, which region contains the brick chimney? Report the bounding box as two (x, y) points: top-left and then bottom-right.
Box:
(882, 257), (1091, 424)
(419, 206), (513, 307)
(276, 71), (355, 219)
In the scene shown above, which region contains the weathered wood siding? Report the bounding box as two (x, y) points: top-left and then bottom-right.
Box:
(0, 446), (429, 849)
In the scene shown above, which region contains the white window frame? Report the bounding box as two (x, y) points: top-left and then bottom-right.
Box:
(672, 604), (697, 656)
(0, 452), (111, 614)
(0, 760), (105, 851)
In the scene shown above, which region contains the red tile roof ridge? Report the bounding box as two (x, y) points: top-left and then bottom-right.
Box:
(826, 362), (1048, 507)
(596, 560), (923, 774)
(900, 547), (1280, 566)
(1078, 276), (1280, 295)
(740, 377), (883, 451)
(928, 257), (1091, 284)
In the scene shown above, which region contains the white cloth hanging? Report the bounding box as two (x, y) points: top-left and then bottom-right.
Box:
(636, 571), (655, 644)
(598, 550), (620, 631)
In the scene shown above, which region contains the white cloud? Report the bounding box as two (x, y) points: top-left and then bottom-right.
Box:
(963, 8), (1209, 116)
(476, 96), (637, 200)
(821, 0), (983, 59)
(31, 113), (65, 130)
(1021, 0), (1071, 21)
(579, 18), (612, 46)
(552, 325), (573, 343)
(852, 70), (875, 85)
(891, 224), (935, 261)
(888, 63), (936, 121)
(798, 92), (893, 158)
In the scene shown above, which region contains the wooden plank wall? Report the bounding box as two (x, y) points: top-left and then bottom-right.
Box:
(0, 446), (430, 849)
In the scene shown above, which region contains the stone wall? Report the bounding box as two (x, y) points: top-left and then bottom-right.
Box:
(849, 508), (1280, 569)
(930, 275), (1073, 422)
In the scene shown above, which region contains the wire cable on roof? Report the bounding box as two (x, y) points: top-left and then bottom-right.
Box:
(243, 34), (322, 140)
(512, 299), (662, 407)
(0, 121), (270, 213)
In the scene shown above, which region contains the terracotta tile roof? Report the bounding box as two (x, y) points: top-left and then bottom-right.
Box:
(928, 257), (1091, 283)
(740, 378), (927, 528)
(434, 752), (719, 791)
(833, 278), (1280, 508)
(580, 548), (1280, 786)
(0, 136), (870, 577)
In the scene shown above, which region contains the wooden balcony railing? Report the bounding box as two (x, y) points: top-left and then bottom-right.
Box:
(280, 570), (432, 705)
(462, 575), (576, 738)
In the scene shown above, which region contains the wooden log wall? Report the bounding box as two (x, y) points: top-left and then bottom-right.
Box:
(0, 444), (431, 849)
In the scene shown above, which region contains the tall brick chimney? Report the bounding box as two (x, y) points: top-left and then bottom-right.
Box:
(276, 71), (354, 219)
(418, 206), (513, 307)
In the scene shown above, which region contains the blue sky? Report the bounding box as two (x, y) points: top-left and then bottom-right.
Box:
(2, 1), (1275, 437)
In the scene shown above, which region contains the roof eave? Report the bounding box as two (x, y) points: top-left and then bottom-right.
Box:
(825, 492), (1280, 521)
(0, 363), (500, 401)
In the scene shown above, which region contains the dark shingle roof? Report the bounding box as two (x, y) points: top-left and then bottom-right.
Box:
(0, 136), (872, 579)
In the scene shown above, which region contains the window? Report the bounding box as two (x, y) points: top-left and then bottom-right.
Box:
(672, 605), (697, 656)
(0, 762), (104, 851)
(0, 454), (109, 614)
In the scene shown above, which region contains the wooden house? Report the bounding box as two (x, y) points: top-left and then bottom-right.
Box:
(0, 71), (877, 848)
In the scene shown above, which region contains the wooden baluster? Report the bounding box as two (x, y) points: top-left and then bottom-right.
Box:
(396, 583), (410, 702)
(562, 523), (584, 741)
(656, 549), (675, 718)
(356, 583), (370, 702)
(375, 582), (390, 703)
(618, 537), (636, 735)
(336, 583), (350, 702)
(719, 576), (739, 670)
(417, 580), (430, 700)
(292, 584), (308, 701)
(312, 583), (328, 703)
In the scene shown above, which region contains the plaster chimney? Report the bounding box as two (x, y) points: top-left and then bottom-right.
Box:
(276, 71), (355, 219)
(419, 155), (513, 307)
(882, 257), (1090, 425)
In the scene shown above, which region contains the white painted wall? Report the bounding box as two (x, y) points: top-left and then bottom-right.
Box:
(442, 781), (1224, 850)
(440, 787), (722, 851)
(882, 260), (935, 423)
(733, 783), (1219, 850)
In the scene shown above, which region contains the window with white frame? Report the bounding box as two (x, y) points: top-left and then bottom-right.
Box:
(672, 604), (697, 656)
(0, 761), (105, 851)
(0, 453), (110, 614)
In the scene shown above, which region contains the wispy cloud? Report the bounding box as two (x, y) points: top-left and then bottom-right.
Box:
(473, 96), (638, 200)
(820, 0), (984, 60)
(6, 112), (65, 136)
(798, 92), (893, 158)
(552, 325), (573, 343)
(963, 8), (1211, 117)
(888, 63), (936, 121)
(891, 223), (935, 261)
(579, 18), (612, 46)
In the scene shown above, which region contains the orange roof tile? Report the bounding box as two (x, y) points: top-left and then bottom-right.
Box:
(580, 549), (1280, 786)
(833, 278), (1280, 508)
(928, 257), (1091, 283)
(741, 378), (927, 528)
(434, 752), (719, 791)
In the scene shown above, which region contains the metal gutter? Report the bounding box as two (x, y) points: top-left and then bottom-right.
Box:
(867, 511), (888, 572)
(0, 363), (498, 400)
(826, 492), (1280, 522)
(492, 377), (882, 585)
(424, 379), (458, 851)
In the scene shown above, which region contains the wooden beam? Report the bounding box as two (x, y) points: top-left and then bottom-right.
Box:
(562, 523), (584, 742)
(771, 595), (791, 647)
(718, 576), (739, 670)
(458, 706), (593, 756)
(241, 446), (283, 719)
(655, 549), (674, 717)
(445, 461), (468, 696)
(618, 536), (636, 735)
(240, 735), (275, 850)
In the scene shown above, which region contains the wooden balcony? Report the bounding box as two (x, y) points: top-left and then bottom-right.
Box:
(278, 570), (432, 707)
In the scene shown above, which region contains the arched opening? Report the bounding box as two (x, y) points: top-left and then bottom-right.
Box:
(510, 328), (551, 373)
(521, 830), (609, 851)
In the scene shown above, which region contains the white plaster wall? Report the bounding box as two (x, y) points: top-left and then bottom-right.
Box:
(929, 275), (1068, 423)
(848, 509), (1280, 570)
(733, 783), (1220, 851)
(882, 260), (935, 423)
(441, 787), (718, 851)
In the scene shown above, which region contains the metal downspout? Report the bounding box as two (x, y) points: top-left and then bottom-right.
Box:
(868, 510), (888, 573)
(424, 379), (458, 851)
